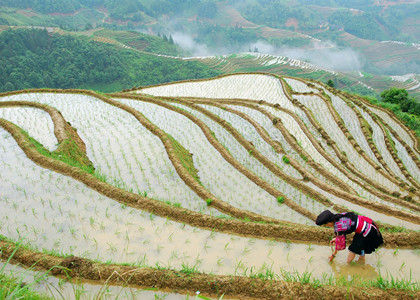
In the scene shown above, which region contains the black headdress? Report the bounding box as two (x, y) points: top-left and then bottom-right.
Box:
(315, 210), (335, 225)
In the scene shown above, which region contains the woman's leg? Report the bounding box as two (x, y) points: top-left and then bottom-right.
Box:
(358, 249), (365, 262)
(347, 251), (356, 263)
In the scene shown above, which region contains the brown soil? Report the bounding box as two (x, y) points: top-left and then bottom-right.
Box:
(0, 240), (418, 300)
(221, 4), (258, 29)
(260, 27), (298, 39)
(285, 18), (298, 31)
(48, 9), (84, 17)
(17, 9), (37, 18)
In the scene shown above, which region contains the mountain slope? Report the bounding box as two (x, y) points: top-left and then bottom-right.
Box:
(1, 0), (419, 76)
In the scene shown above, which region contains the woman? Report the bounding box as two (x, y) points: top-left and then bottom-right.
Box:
(316, 210), (383, 263)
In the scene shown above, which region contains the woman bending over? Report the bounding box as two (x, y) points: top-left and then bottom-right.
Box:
(316, 210), (383, 263)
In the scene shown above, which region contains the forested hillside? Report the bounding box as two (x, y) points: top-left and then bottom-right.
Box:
(0, 28), (220, 92)
(1, 0), (419, 79)
(2, 0), (420, 41)
(1, 0), (419, 43)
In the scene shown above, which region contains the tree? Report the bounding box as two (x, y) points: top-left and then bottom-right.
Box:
(327, 79), (334, 88)
(381, 88), (419, 116)
(380, 88), (409, 105)
(3, 82), (15, 92)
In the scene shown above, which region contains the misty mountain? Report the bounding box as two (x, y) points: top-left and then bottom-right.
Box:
(1, 0), (419, 76)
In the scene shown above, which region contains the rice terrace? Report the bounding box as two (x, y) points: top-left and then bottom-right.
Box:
(1, 73), (420, 299)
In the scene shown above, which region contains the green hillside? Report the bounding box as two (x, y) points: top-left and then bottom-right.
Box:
(0, 27), (220, 92)
(0, 0), (419, 77)
(2, 0), (417, 42)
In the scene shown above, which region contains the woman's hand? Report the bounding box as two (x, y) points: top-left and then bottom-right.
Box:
(328, 249), (338, 262)
(330, 237), (336, 245)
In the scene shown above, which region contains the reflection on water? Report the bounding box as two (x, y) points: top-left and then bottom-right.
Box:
(330, 260), (379, 283)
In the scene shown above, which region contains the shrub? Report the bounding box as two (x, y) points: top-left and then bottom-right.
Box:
(277, 196), (285, 204)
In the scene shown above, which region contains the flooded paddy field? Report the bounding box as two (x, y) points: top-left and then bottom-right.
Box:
(0, 74), (419, 298)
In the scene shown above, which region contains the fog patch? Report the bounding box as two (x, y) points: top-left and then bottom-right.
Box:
(248, 40), (362, 71)
(171, 30), (362, 71)
(171, 32), (212, 57)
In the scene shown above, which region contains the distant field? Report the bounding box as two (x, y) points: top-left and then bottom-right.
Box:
(0, 74), (419, 298)
(191, 53), (420, 100)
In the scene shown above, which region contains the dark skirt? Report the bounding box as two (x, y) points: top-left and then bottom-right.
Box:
(348, 227), (384, 255)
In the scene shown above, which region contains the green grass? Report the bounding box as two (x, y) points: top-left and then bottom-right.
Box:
(0, 241), (55, 300)
(80, 81), (124, 93)
(93, 28), (184, 56)
(366, 272), (418, 291)
(167, 134), (201, 184)
(180, 262), (200, 275)
(21, 129), (95, 174)
(0, 273), (50, 300)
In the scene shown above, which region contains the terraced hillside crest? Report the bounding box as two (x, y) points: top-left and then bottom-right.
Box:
(0, 73), (419, 299)
(190, 53), (420, 99)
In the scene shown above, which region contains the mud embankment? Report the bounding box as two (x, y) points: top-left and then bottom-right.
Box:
(0, 240), (418, 300)
(112, 93), (318, 221)
(172, 95), (420, 223)
(345, 92), (420, 193)
(277, 81), (420, 212)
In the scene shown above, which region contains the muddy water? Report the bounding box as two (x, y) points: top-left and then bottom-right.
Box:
(1, 127), (419, 284)
(140, 74), (288, 106)
(1, 94), (419, 290)
(116, 98), (312, 224)
(284, 78), (319, 94)
(174, 103), (329, 215)
(0, 93), (214, 214)
(0, 106), (57, 150)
